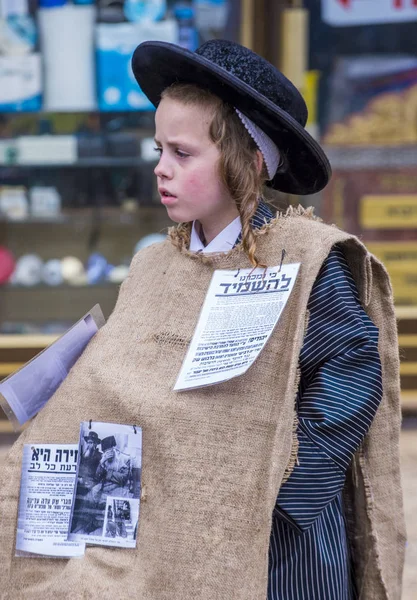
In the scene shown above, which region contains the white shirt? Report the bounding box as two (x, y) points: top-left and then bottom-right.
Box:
(189, 217), (242, 253)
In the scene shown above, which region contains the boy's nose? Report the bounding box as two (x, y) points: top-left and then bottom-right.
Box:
(154, 157), (173, 180)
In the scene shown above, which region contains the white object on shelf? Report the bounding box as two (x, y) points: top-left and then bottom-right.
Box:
(67, 272), (88, 287)
(0, 186), (29, 220)
(0, 54), (41, 111)
(30, 186), (62, 217)
(107, 264), (130, 284)
(61, 257), (85, 285)
(13, 254), (43, 287)
(17, 135), (77, 165)
(39, 5), (97, 111)
(42, 259), (63, 287)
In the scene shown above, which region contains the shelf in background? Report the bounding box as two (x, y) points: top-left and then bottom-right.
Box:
(0, 421), (15, 434)
(0, 205), (165, 226)
(0, 284), (119, 325)
(0, 157), (157, 169)
(0, 363), (23, 377)
(324, 145), (417, 169)
(0, 335), (58, 349)
(396, 307), (417, 320)
(402, 391), (417, 410)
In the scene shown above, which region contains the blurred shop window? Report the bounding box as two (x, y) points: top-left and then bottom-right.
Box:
(305, 0), (417, 133)
(0, 0), (235, 337)
(305, 0), (417, 411)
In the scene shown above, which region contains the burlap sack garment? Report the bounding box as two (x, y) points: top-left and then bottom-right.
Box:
(0, 209), (405, 600)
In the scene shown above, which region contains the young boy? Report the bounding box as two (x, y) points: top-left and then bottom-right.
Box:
(0, 40), (405, 600)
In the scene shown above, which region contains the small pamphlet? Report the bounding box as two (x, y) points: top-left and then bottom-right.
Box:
(174, 263), (300, 391)
(68, 421), (142, 549)
(0, 304), (105, 429)
(16, 444), (85, 558)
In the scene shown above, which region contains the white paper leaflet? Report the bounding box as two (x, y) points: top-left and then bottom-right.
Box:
(16, 444), (85, 558)
(174, 263), (300, 391)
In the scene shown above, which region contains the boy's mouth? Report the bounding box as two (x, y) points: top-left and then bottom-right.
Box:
(159, 189), (177, 206)
(159, 187), (176, 198)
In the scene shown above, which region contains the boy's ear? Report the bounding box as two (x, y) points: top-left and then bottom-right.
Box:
(255, 150), (264, 175)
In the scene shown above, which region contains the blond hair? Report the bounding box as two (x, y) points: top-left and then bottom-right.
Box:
(161, 83), (269, 267)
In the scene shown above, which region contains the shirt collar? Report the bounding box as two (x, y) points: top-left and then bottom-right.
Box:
(190, 216), (242, 254)
(189, 201), (274, 254)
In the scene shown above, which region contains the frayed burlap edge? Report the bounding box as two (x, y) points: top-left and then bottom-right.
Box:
(281, 307), (311, 483)
(167, 204), (323, 263)
(357, 449), (390, 600)
(281, 374), (300, 485)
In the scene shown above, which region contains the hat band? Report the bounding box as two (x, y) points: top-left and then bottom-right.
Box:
(235, 109), (280, 180)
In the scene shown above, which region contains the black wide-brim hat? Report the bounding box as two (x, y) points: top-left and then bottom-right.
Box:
(84, 431), (101, 444)
(132, 40), (331, 195)
(101, 435), (117, 452)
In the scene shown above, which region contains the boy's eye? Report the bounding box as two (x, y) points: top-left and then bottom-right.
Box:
(175, 149), (189, 159)
(153, 146), (162, 155)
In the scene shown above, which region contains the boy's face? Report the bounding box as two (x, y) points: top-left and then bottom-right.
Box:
(154, 97), (239, 242)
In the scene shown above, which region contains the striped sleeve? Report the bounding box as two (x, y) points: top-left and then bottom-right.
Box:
(274, 245), (383, 532)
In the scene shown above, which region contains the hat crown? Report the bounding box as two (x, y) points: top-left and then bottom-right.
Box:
(196, 40), (308, 127)
(101, 435), (116, 451)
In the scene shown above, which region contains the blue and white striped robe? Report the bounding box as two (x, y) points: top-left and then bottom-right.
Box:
(245, 203), (383, 600)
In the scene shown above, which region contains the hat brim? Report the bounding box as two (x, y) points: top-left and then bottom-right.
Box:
(132, 41), (331, 195)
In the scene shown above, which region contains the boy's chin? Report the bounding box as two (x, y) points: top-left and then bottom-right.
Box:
(165, 212), (182, 224)
(164, 206), (191, 224)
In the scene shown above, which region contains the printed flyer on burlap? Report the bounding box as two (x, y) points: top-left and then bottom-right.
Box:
(0, 304), (105, 429)
(68, 421), (142, 549)
(174, 263), (300, 391)
(16, 443), (85, 558)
